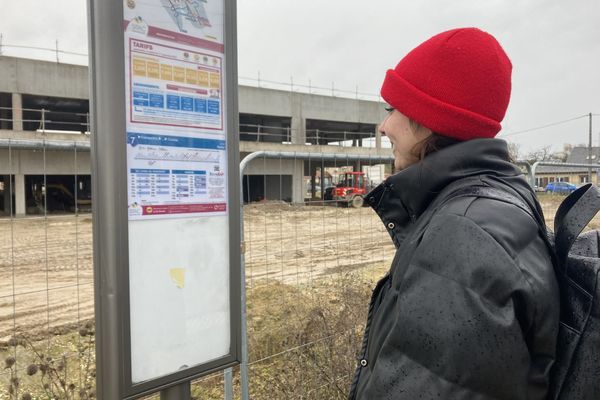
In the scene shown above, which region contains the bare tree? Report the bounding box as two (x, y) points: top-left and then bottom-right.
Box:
(525, 145), (555, 164)
(507, 141), (521, 161)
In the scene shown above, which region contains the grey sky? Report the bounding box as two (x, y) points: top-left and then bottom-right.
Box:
(1, 0), (599, 155)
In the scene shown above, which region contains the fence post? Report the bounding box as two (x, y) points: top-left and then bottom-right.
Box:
(239, 157), (252, 400)
(257, 124), (261, 142)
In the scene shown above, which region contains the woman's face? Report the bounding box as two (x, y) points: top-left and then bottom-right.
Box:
(379, 109), (432, 171)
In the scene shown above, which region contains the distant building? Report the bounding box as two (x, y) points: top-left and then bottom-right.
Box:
(534, 146), (600, 188)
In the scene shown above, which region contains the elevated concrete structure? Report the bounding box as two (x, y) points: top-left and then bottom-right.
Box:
(0, 57), (89, 99)
(0, 56), (392, 214)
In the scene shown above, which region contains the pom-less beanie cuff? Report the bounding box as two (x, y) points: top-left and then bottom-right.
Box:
(380, 28), (512, 141)
(381, 69), (501, 140)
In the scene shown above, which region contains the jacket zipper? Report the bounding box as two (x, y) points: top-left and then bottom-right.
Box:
(348, 273), (390, 400)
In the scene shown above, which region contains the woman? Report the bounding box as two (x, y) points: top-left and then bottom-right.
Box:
(349, 28), (559, 400)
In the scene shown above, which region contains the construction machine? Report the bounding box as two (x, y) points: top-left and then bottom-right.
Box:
(323, 171), (369, 208)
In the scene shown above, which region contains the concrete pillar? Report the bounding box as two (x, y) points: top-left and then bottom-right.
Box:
(2, 175), (11, 215)
(290, 90), (306, 145)
(310, 166), (317, 200)
(14, 173), (26, 216)
(320, 158), (326, 199)
(375, 124), (381, 149)
(12, 93), (23, 131)
(291, 160), (304, 203)
(291, 116), (306, 145)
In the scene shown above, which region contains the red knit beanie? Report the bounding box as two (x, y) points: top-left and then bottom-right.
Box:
(381, 27), (512, 140)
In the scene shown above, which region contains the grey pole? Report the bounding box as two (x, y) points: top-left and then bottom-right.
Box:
(224, 368), (234, 400)
(321, 156), (326, 200)
(589, 112), (593, 182)
(88, 0), (128, 398)
(239, 163), (250, 400)
(160, 383), (191, 400)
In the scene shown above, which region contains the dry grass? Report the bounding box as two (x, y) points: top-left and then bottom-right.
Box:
(2, 193), (597, 399)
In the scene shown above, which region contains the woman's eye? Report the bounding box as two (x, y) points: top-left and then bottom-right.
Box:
(385, 106), (394, 113)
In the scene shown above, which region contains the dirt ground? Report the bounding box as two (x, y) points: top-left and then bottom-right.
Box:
(0, 204), (394, 342)
(0, 215), (94, 343)
(0, 193), (589, 342)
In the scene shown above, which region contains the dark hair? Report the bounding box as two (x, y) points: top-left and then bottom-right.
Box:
(416, 133), (462, 160)
(407, 119), (513, 163)
(412, 129), (513, 163)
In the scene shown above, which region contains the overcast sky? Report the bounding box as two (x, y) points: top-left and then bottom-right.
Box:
(1, 0), (599, 155)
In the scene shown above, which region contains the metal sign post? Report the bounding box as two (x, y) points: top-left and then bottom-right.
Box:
(88, 0), (240, 398)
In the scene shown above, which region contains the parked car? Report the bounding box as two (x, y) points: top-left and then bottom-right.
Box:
(545, 182), (577, 194)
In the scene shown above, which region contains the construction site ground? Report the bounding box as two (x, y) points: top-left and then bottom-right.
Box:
(0, 193), (582, 342)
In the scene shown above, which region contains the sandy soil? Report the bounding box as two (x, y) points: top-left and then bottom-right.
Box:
(243, 203), (395, 286)
(0, 194), (586, 342)
(0, 205), (394, 342)
(0, 215), (94, 342)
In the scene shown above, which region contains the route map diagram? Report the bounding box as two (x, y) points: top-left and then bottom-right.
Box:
(133, 146), (221, 164)
(160, 0), (211, 33)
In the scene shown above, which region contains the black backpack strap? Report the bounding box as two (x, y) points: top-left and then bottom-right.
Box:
(452, 183), (600, 273)
(446, 184), (557, 263)
(446, 185), (534, 219)
(554, 184), (600, 267)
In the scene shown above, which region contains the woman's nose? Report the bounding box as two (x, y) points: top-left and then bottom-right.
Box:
(379, 122), (386, 136)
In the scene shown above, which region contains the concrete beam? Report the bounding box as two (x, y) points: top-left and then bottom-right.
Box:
(1, 57), (388, 131)
(0, 129), (91, 143)
(239, 140), (393, 158)
(12, 93), (22, 131)
(0, 148), (91, 175)
(0, 56), (89, 99)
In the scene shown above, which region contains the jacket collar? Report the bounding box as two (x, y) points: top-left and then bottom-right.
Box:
(367, 139), (523, 243)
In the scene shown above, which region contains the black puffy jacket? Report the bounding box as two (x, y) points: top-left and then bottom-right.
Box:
(349, 139), (559, 400)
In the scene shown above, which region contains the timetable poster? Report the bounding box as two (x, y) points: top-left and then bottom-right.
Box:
(123, 0), (227, 220)
(126, 132), (226, 217)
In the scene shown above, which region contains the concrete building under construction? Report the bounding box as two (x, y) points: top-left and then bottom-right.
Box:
(0, 56), (393, 215)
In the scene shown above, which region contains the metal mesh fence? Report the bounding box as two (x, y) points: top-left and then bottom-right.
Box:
(2, 137), (598, 399)
(0, 140), (95, 399)
(238, 152), (394, 400)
